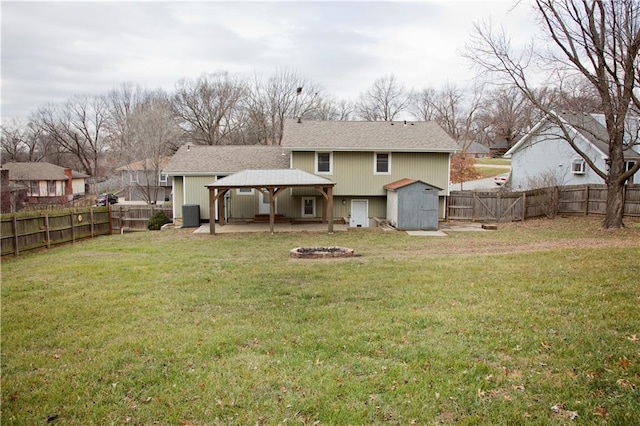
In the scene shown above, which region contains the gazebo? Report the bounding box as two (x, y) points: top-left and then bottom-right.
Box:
(206, 169), (336, 235)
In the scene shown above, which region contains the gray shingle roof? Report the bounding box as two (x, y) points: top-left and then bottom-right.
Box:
(163, 145), (290, 175)
(207, 169), (335, 188)
(2, 162), (89, 180)
(281, 119), (459, 152)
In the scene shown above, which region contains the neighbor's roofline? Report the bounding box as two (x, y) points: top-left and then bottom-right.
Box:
(282, 147), (459, 153)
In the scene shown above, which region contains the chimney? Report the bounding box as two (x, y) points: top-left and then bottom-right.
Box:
(64, 168), (73, 197)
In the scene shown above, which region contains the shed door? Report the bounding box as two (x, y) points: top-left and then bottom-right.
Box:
(350, 200), (368, 228)
(419, 191), (438, 230)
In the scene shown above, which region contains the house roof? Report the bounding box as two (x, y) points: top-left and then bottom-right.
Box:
(206, 169), (335, 188)
(462, 141), (491, 155)
(506, 112), (640, 160)
(281, 119), (459, 152)
(383, 178), (442, 191)
(2, 162), (89, 180)
(163, 145), (290, 175)
(116, 156), (172, 172)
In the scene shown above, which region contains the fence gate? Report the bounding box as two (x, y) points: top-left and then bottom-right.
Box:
(448, 191), (525, 222)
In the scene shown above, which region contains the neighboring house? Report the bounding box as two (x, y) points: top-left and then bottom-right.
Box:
(1, 162), (89, 207)
(505, 112), (640, 191)
(116, 157), (172, 203)
(461, 141), (490, 158)
(164, 120), (458, 229)
(0, 169), (28, 213)
(488, 139), (511, 157)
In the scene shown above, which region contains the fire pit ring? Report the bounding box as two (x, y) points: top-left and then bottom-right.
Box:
(290, 246), (354, 259)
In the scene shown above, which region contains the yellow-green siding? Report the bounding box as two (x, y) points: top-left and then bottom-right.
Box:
(291, 151), (450, 196)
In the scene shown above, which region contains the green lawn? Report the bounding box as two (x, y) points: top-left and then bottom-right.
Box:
(2, 218), (639, 425)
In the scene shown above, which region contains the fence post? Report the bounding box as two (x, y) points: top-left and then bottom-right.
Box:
(497, 193), (501, 223)
(472, 192), (477, 222)
(108, 206), (113, 235)
(584, 186), (590, 215)
(521, 192), (526, 221)
(12, 214), (19, 256)
(70, 210), (76, 244)
(45, 213), (51, 249)
(90, 207), (95, 238)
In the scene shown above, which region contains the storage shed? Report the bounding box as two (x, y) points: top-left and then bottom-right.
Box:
(384, 179), (441, 230)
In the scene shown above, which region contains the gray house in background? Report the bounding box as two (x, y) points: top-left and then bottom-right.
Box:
(384, 178), (441, 230)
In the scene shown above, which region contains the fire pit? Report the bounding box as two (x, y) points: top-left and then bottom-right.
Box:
(290, 246), (354, 259)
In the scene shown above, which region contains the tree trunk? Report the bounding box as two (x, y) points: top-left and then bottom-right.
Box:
(603, 178), (625, 229)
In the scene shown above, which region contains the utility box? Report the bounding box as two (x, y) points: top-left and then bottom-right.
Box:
(384, 179), (441, 231)
(182, 204), (201, 228)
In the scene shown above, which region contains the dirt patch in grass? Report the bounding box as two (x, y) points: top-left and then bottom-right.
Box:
(422, 216), (640, 257)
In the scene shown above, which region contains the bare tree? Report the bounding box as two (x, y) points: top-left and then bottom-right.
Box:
(123, 93), (180, 204)
(465, 0), (640, 229)
(356, 74), (412, 121)
(409, 84), (484, 148)
(172, 72), (247, 145)
(1, 120), (50, 163)
(33, 95), (111, 176)
(246, 69), (324, 144)
(106, 82), (152, 160)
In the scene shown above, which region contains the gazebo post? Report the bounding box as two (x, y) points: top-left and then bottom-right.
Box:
(268, 188), (276, 235)
(209, 187), (216, 235)
(327, 186), (334, 234)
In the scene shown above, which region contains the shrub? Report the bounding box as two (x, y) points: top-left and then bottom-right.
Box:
(147, 211), (171, 230)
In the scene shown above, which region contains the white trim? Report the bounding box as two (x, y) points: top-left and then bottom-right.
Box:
(301, 197), (316, 217)
(571, 158), (586, 174)
(374, 152), (391, 175)
(315, 152), (333, 174)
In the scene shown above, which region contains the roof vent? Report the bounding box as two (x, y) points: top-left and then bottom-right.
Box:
(403, 120), (407, 126)
(297, 117), (302, 124)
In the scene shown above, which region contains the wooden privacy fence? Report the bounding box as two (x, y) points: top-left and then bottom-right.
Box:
(447, 184), (640, 222)
(111, 205), (173, 232)
(1, 205), (174, 256)
(1, 207), (112, 256)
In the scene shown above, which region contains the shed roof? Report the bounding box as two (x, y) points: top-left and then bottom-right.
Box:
(206, 169), (335, 188)
(2, 162), (89, 180)
(281, 119), (459, 152)
(163, 145), (290, 175)
(384, 178), (442, 191)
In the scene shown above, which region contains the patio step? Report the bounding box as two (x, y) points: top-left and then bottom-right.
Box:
(253, 214), (290, 223)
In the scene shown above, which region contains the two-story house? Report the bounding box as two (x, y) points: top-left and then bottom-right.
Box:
(164, 120), (458, 230)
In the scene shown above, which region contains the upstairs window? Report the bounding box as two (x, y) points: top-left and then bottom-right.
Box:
(375, 153), (391, 174)
(316, 152), (333, 174)
(571, 159), (586, 174)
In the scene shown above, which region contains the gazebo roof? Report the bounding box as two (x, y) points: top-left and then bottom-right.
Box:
(206, 169), (335, 188)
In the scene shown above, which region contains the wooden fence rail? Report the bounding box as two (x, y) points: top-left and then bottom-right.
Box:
(1, 205), (173, 256)
(447, 184), (640, 222)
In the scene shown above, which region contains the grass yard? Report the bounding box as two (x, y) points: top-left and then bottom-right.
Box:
(2, 217), (639, 425)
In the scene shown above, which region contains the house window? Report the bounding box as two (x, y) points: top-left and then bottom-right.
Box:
(48, 180), (56, 195)
(302, 197), (316, 217)
(237, 188), (254, 195)
(30, 181), (39, 196)
(571, 159), (586, 174)
(374, 153), (391, 174)
(315, 152), (333, 174)
(159, 173), (168, 184)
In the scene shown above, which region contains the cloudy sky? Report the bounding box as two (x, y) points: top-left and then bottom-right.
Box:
(1, 0), (539, 122)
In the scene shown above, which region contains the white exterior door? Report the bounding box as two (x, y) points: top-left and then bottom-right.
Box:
(350, 200), (368, 228)
(259, 191), (272, 214)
